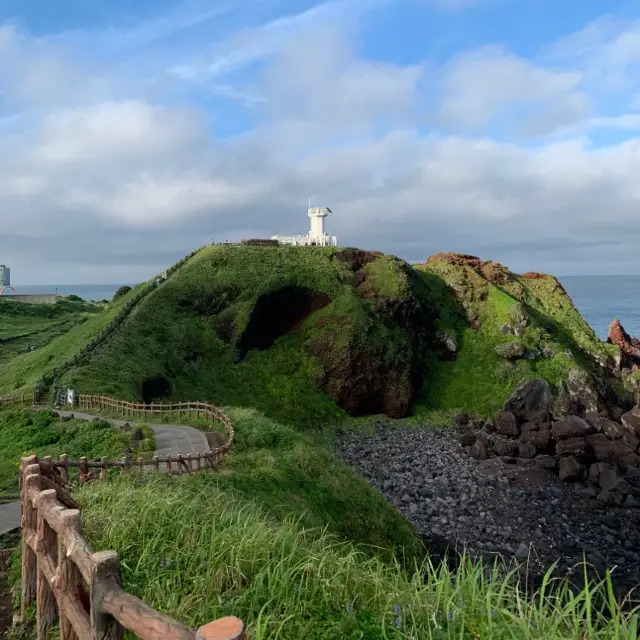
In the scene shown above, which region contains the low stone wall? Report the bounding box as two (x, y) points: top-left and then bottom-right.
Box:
(1, 294), (58, 304)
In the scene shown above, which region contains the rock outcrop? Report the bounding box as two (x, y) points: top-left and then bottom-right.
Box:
(608, 318), (640, 368)
(460, 378), (640, 505)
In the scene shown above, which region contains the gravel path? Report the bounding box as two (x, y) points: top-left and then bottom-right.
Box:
(334, 422), (640, 600)
(0, 411), (210, 535)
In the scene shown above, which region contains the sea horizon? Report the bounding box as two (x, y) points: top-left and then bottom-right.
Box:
(6, 275), (640, 341)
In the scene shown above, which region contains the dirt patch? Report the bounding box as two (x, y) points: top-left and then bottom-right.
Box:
(335, 248), (382, 272)
(426, 252), (514, 286)
(238, 286), (331, 358)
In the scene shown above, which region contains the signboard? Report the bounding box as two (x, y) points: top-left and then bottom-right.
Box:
(67, 389), (75, 406)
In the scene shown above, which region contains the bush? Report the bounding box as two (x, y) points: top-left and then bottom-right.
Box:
(113, 286), (132, 302)
(65, 294), (84, 302)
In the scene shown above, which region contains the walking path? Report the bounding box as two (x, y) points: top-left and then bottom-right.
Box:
(0, 412), (210, 536)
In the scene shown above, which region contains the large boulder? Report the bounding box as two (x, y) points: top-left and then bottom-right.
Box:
(586, 434), (640, 467)
(551, 415), (593, 440)
(621, 409), (640, 437)
(564, 369), (608, 416)
(495, 411), (519, 436)
(558, 456), (585, 482)
(520, 429), (551, 451)
(504, 379), (553, 422)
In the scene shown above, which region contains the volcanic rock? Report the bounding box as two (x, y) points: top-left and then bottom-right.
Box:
(621, 409), (640, 437)
(504, 379), (553, 422)
(520, 429), (551, 451)
(558, 456), (585, 482)
(517, 441), (537, 458)
(495, 411), (519, 436)
(586, 433), (639, 467)
(609, 319), (640, 366)
(551, 415), (592, 440)
(555, 437), (587, 459)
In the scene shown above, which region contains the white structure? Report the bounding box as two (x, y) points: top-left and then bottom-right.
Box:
(0, 265), (10, 287)
(271, 205), (338, 247)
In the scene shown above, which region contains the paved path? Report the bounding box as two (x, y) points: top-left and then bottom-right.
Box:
(0, 411), (210, 536)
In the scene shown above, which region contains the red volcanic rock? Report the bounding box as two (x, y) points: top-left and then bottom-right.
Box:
(425, 253), (513, 285)
(521, 272), (547, 280)
(608, 318), (640, 364)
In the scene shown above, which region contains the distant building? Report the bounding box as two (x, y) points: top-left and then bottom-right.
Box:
(0, 265), (10, 287)
(271, 206), (338, 247)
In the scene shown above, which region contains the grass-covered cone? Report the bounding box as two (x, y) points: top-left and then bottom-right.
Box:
(64, 246), (438, 427)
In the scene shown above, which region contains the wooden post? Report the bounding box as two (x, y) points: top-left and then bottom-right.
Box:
(90, 551), (125, 640)
(80, 457), (88, 484)
(150, 402), (154, 419)
(196, 618), (246, 640)
(153, 456), (159, 472)
(57, 509), (83, 640)
(196, 456), (202, 471)
(36, 490), (59, 640)
(59, 454), (70, 483)
(20, 457), (39, 621)
(101, 457), (108, 478)
(176, 455), (183, 475)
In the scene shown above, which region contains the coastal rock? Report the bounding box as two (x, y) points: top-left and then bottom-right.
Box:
(586, 434), (640, 467)
(520, 429), (551, 451)
(504, 379), (553, 422)
(621, 409), (640, 437)
(551, 415), (592, 440)
(565, 369), (607, 416)
(556, 437), (587, 459)
(608, 319), (640, 367)
(495, 411), (519, 436)
(558, 456), (585, 482)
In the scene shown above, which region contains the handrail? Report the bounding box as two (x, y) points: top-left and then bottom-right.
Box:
(19, 456), (245, 640)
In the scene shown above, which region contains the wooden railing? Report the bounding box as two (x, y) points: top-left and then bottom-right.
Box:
(0, 391), (30, 407)
(44, 395), (235, 477)
(19, 456), (245, 640)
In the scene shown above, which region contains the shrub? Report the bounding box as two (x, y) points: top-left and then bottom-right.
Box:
(113, 286), (132, 302)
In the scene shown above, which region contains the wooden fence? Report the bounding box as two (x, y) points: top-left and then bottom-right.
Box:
(0, 391), (30, 407)
(42, 395), (236, 477)
(19, 456), (245, 640)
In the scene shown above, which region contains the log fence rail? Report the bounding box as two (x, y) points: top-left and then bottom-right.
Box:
(19, 456), (245, 640)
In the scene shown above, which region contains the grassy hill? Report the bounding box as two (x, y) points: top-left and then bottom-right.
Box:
(415, 253), (622, 416)
(43, 246), (623, 426)
(61, 245), (439, 428)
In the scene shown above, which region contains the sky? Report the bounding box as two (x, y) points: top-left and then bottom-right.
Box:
(1, 0), (640, 284)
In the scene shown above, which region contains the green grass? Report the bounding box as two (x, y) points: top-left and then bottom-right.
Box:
(413, 261), (625, 417)
(0, 409), (155, 494)
(18, 473), (634, 639)
(61, 246), (433, 429)
(0, 286), (142, 394)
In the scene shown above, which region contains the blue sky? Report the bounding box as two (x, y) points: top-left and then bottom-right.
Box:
(1, 0), (640, 283)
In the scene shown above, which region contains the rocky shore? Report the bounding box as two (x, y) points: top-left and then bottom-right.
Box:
(334, 422), (640, 601)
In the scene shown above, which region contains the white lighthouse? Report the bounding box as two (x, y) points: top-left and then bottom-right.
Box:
(271, 203), (338, 247)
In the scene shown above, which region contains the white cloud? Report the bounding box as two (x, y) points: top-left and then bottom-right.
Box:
(3, 6), (640, 283)
(438, 46), (589, 133)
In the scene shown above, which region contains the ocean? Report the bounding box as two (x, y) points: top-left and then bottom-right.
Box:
(559, 276), (640, 341)
(7, 277), (640, 341)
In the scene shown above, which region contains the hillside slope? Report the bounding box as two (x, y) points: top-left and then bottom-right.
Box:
(64, 246), (439, 428)
(414, 253), (622, 415)
(52, 247), (625, 425)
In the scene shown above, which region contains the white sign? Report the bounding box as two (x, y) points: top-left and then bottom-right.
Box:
(67, 389), (75, 406)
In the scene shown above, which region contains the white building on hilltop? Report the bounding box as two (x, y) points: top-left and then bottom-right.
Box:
(271, 205), (338, 247)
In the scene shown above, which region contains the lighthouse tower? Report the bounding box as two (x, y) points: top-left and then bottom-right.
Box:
(308, 207), (331, 244)
(270, 202), (338, 246)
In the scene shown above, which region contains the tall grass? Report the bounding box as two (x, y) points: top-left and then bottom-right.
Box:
(74, 474), (639, 639)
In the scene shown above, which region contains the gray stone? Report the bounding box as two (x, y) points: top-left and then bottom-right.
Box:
(495, 411), (519, 437)
(558, 456), (585, 482)
(504, 379), (553, 422)
(621, 409), (640, 437)
(517, 441), (537, 459)
(552, 415), (592, 440)
(598, 467), (620, 492)
(515, 543), (530, 560)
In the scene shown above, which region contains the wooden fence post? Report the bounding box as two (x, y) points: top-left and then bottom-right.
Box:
(36, 489), (59, 640)
(196, 618), (245, 640)
(90, 551), (125, 640)
(20, 456), (39, 621)
(57, 509), (83, 640)
(59, 454), (70, 483)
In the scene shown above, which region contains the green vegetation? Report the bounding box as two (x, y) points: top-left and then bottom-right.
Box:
(0, 410), (154, 494)
(112, 285), (132, 302)
(62, 246), (433, 428)
(0, 286), (142, 394)
(414, 257), (622, 416)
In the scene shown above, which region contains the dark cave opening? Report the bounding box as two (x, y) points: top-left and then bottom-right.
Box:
(141, 376), (171, 403)
(238, 286), (331, 358)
